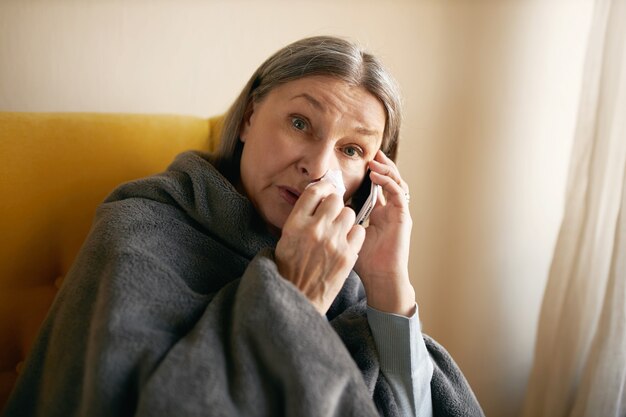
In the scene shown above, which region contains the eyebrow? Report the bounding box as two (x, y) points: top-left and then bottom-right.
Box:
(291, 93), (381, 138)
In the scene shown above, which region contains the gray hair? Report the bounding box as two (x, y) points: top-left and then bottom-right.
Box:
(214, 36), (403, 201)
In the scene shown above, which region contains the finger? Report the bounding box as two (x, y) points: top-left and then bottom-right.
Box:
(369, 160), (408, 192)
(370, 170), (408, 208)
(332, 205), (357, 230)
(294, 180), (338, 216)
(314, 193), (345, 221)
(369, 152), (409, 192)
(346, 223), (366, 253)
(374, 148), (398, 168)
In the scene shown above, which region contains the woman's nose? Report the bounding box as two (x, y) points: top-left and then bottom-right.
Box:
(297, 144), (337, 181)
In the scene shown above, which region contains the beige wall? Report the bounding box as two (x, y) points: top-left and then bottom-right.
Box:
(0, 1), (593, 416)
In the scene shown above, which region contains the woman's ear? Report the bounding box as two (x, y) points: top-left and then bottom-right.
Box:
(239, 100), (255, 143)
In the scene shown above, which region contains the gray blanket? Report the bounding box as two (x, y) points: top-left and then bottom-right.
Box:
(3, 151), (484, 417)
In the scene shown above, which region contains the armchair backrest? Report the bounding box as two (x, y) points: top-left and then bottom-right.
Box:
(0, 112), (224, 408)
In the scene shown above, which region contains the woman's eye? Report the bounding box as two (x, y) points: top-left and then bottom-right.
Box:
(343, 146), (363, 158)
(291, 117), (307, 131)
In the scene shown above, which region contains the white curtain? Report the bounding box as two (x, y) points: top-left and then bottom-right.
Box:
(521, 0), (626, 416)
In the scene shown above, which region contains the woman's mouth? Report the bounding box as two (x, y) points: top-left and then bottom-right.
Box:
(278, 186), (301, 206)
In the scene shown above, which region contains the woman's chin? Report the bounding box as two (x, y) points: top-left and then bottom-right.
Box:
(262, 212), (288, 236)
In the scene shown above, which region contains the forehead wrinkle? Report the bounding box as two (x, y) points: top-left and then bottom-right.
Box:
(354, 126), (380, 137)
(290, 93), (324, 112)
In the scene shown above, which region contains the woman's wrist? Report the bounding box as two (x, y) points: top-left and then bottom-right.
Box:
(363, 275), (416, 317)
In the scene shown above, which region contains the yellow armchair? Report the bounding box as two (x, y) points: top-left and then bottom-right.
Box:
(0, 112), (223, 408)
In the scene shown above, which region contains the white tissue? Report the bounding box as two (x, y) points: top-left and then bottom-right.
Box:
(305, 169), (346, 198)
(323, 169), (347, 197)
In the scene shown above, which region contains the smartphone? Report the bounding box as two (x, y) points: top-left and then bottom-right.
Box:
(355, 181), (380, 225)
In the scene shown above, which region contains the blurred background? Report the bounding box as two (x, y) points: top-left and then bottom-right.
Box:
(0, 1), (596, 416)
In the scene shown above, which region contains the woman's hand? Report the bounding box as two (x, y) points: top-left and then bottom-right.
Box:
(355, 150), (416, 316)
(275, 181), (366, 315)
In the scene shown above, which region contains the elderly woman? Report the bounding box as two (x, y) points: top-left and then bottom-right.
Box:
(3, 36), (483, 417)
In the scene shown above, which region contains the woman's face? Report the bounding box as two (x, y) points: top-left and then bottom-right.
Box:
(239, 75), (386, 232)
